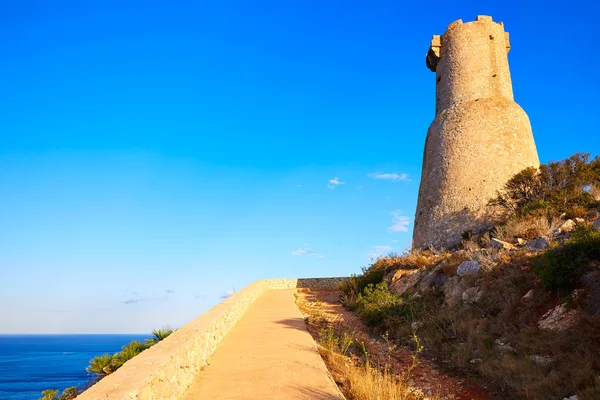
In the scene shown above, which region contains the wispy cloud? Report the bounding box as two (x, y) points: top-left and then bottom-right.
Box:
(369, 173), (411, 182)
(166, 289), (175, 294)
(292, 248), (325, 258)
(327, 177), (344, 189)
(122, 296), (167, 305)
(193, 294), (207, 300)
(220, 290), (235, 299)
(373, 245), (392, 252)
(356, 185), (364, 191)
(368, 245), (393, 259)
(297, 184), (303, 187)
(388, 211), (411, 233)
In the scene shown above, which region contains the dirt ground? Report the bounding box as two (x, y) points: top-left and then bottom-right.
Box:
(297, 288), (491, 400)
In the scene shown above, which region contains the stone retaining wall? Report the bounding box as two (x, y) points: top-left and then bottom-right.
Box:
(77, 277), (347, 400)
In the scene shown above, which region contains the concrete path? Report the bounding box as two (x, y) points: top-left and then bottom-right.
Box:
(182, 289), (344, 400)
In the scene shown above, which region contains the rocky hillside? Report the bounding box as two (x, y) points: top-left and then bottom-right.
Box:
(339, 153), (600, 399)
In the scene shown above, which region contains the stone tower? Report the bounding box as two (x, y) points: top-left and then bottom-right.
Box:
(413, 16), (539, 249)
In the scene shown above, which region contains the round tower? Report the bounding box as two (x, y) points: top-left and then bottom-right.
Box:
(413, 16), (539, 249)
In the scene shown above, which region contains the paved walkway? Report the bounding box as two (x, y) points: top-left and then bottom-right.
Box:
(182, 289), (344, 400)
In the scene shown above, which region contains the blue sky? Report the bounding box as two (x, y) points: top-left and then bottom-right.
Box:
(1, 1), (598, 333)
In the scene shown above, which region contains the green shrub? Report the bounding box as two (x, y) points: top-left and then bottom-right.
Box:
(355, 282), (404, 327)
(339, 268), (385, 308)
(112, 340), (149, 369)
(490, 153), (600, 219)
(533, 225), (600, 290)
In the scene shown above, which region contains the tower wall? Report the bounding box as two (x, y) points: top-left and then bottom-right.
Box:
(413, 16), (540, 249)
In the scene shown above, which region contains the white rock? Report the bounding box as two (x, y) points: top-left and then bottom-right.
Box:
(457, 260), (481, 276)
(521, 289), (534, 302)
(411, 321), (422, 331)
(558, 219), (576, 233)
(538, 304), (579, 332)
(494, 339), (516, 354)
(491, 238), (514, 250)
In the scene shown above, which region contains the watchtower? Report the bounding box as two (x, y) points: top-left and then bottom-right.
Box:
(413, 16), (539, 249)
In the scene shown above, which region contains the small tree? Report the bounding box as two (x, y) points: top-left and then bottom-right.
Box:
(58, 387), (78, 400)
(39, 390), (59, 400)
(490, 153), (600, 219)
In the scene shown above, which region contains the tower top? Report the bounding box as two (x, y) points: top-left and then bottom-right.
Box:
(426, 15), (511, 72)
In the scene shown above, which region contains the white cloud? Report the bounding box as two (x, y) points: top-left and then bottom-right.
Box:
(220, 290), (235, 299)
(388, 211), (411, 232)
(292, 248), (324, 258)
(327, 177), (344, 189)
(297, 184), (303, 187)
(356, 185), (364, 191)
(369, 173), (411, 182)
(367, 245), (393, 259)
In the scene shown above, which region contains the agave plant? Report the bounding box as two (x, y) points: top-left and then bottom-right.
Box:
(86, 353), (117, 376)
(145, 326), (175, 346)
(112, 340), (149, 368)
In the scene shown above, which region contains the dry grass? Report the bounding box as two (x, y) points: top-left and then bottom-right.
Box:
(297, 292), (430, 400)
(321, 350), (421, 400)
(496, 215), (562, 241)
(370, 248), (448, 273)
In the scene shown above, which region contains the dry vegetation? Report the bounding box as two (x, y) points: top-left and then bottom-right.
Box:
(296, 292), (432, 400)
(335, 153), (600, 399)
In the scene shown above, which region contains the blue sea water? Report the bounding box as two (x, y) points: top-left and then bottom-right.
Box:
(0, 335), (150, 400)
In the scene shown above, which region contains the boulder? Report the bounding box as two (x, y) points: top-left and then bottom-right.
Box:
(443, 276), (467, 307)
(593, 217), (600, 230)
(557, 219), (576, 233)
(516, 238), (527, 246)
(417, 261), (447, 292)
(462, 287), (482, 304)
(389, 268), (428, 297)
(457, 260), (480, 277)
(521, 289), (535, 302)
(526, 237), (549, 252)
(491, 238), (514, 250)
(538, 304), (579, 332)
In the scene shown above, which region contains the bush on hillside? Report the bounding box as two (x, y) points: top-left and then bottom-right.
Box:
(533, 225), (600, 290)
(490, 153), (600, 219)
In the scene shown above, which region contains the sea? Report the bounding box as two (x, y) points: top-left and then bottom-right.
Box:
(0, 334), (150, 400)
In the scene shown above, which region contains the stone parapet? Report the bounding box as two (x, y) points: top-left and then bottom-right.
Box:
(76, 277), (347, 400)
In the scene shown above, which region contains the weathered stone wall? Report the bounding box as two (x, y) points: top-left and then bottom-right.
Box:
(76, 277), (346, 400)
(414, 16), (540, 249)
